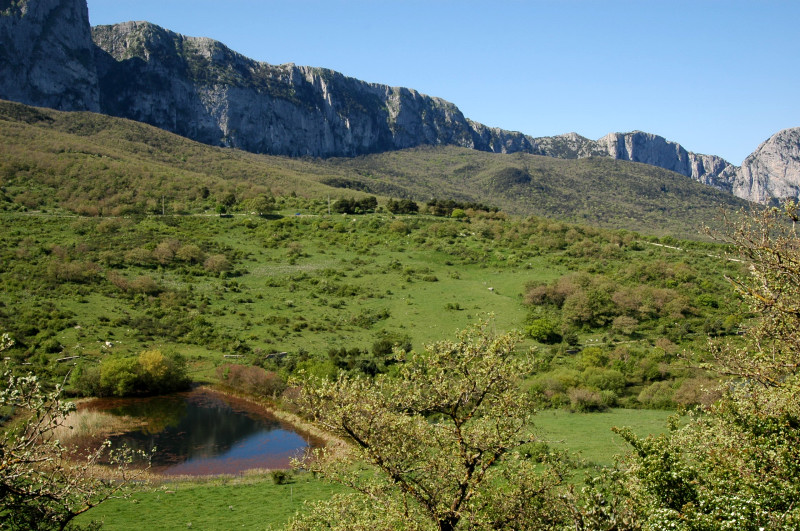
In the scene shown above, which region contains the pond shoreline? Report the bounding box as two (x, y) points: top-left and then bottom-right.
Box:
(67, 385), (344, 480)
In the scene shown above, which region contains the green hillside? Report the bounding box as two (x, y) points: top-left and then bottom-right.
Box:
(0, 100), (750, 238)
(323, 146), (751, 237)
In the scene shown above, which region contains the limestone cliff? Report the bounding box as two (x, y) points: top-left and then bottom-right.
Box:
(91, 21), (534, 158)
(734, 128), (800, 204)
(0, 0), (99, 111)
(530, 132), (607, 159)
(595, 131), (738, 193)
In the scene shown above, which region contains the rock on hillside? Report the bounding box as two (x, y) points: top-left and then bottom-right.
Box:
(0, 0), (99, 111)
(531, 132), (607, 159)
(734, 128), (800, 204)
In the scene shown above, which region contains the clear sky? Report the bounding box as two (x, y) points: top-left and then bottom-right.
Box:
(86, 0), (799, 165)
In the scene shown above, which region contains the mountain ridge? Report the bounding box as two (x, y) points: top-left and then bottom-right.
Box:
(1, 0), (798, 204)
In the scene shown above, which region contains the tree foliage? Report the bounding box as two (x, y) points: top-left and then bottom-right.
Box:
(289, 321), (569, 530)
(71, 349), (190, 397)
(0, 338), (148, 530)
(575, 203), (800, 530)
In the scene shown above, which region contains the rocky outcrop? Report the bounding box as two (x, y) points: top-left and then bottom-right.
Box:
(0, 0), (99, 111)
(531, 132), (606, 159)
(734, 128), (800, 204)
(595, 131), (738, 193)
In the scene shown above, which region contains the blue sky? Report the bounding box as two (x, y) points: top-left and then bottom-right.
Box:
(87, 0), (799, 165)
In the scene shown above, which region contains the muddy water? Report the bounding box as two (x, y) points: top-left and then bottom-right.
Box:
(80, 388), (321, 476)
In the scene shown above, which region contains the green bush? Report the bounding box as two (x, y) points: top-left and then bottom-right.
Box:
(271, 470), (292, 485)
(81, 350), (191, 397)
(99, 357), (139, 397)
(216, 364), (286, 397)
(637, 381), (675, 409)
(568, 387), (608, 412)
(582, 367), (626, 394)
(527, 318), (562, 344)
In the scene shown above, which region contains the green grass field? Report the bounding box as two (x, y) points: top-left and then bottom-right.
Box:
(532, 408), (676, 467)
(78, 409), (671, 531)
(77, 408), (674, 530)
(79, 472), (344, 530)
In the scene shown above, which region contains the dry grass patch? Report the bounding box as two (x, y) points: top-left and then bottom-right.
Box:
(51, 408), (146, 444)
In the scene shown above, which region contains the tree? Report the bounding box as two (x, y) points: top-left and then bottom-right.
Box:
(526, 317), (562, 344)
(244, 194), (276, 216)
(0, 335), (149, 530)
(288, 321), (569, 530)
(575, 203), (800, 530)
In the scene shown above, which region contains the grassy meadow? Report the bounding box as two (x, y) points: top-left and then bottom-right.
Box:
(0, 205), (744, 404)
(0, 100), (760, 529)
(76, 407), (675, 530)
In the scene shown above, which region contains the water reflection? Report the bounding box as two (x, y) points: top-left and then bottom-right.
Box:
(82, 388), (319, 476)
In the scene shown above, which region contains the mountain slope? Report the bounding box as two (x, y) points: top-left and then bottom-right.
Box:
(322, 146), (751, 236)
(0, 100), (750, 237)
(86, 19), (800, 205)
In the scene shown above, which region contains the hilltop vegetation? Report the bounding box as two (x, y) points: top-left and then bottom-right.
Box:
(0, 100), (750, 238)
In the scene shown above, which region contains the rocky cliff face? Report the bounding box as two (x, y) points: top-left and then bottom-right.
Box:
(91, 21), (534, 158)
(1, 0), (798, 205)
(734, 128), (800, 204)
(594, 131), (738, 193)
(531, 132), (607, 159)
(0, 0), (99, 111)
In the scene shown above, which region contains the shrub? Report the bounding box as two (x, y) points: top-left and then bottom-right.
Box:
(69, 364), (101, 396)
(611, 315), (638, 336)
(204, 254), (232, 273)
(92, 350), (190, 397)
(136, 350), (191, 395)
(129, 275), (160, 295)
(371, 332), (412, 357)
(582, 367), (626, 394)
(637, 381), (675, 409)
(527, 318), (562, 344)
(568, 387), (608, 412)
(46, 260), (102, 284)
(271, 470), (291, 485)
(176, 244), (204, 263)
(579, 346), (608, 368)
(99, 357), (139, 397)
(389, 220), (410, 234)
(217, 364), (286, 397)
(672, 376), (721, 407)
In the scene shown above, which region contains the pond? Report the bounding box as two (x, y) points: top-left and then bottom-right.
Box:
(78, 388), (322, 476)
